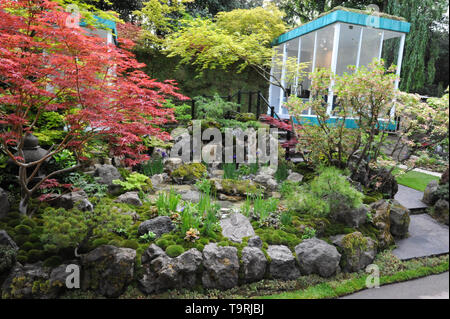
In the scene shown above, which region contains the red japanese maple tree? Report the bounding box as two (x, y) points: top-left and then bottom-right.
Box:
(0, 0), (187, 215)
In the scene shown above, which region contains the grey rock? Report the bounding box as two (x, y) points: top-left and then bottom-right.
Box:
(94, 164), (122, 186)
(49, 262), (80, 295)
(220, 213), (255, 243)
(247, 236), (263, 249)
(115, 191), (143, 207)
(389, 200), (410, 238)
(287, 172), (303, 183)
(139, 248), (203, 294)
(241, 247), (267, 283)
(0, 230), (19, 250)
(332, 232), (377, 273)
(259, 166), (276, 176)
(295, 238), (341, 277)
(181, 190), (201, 203)
(81, 245), (136, 298)
(202, 243), (239, 290)
(138, 216), (175, 237)
(1, 262), (60, 299)
(163, 157), (183, 173)
(423, 180), (439, 205)
(0, 187), (10, 218)
(331, 205), (369, 228)
(267, 245), (300, 280)
(56, 190), (93, 211)
(151, 173), (169, 188)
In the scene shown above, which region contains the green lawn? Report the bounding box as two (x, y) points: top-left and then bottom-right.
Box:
(258, 256), (449, 299)
(394, 169), (440, 192)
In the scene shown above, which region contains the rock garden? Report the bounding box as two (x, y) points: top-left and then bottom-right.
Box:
(0, 0), (449, 300)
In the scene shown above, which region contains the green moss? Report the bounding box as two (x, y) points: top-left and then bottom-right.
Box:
(341, 232), (368, 256)
(195, 243), (205, 252)
(155, 239), (169, 250)
(171, 163), (207, 182)
(92, 238), (109, 248)
(21, 242), (34, 251)
(235, 113), (256, 122)
(122, 240), (139, 250)
(20, 218), (37, 228)
(165, 245), (185, 258)
(43, 256), (63, 268)
(218, 179), (259, 196)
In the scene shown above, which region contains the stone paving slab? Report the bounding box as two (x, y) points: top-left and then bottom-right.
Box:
(393, 214), (449, 260)
(394, 185), (428, 211)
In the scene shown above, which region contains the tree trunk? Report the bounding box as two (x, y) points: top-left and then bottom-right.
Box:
(19, 194), (29, 216)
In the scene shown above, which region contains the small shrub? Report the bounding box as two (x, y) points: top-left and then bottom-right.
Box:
(301, 227), (316, 240)
(165, 245), (185, 258)
(113, 172), (153, 192)
(288, 166), (363, 217)
(139, 231), (156, 243)
(43, 256), (63, 268)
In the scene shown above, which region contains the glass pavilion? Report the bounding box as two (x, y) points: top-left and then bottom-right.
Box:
(268, 9), (410, 128)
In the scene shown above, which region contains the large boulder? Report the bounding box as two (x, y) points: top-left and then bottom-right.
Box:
(0, 187), (10, 219)
(254, 174), (278, 191)
(330, 205), (369, 228)
(202, 243), (240, 290)
(94, 164), (122, 186)
(287, 172), (303, 183)
(267, 245), (300, 281)
(81, 245), (136, 298)
(1, 262), (61, 299)
(220, 212), (255, 243)
(55, 190), (93, 211)
(138, 216), (174, 237)
(423, 180), (439, 205)
(163, 157), (183, 173)
(389, 200), (410, 238)
(0, 245), (16, 275)
(294, 238), (341, 278)
(241, 247), (267, 283)
(332, 232), (377, 273)
(0, 230), (19, 250)
(114, 191), (143, 207)
(369, 200), (394, 249)
(432, 199), (449, 225)
(138, 247), (203, 294)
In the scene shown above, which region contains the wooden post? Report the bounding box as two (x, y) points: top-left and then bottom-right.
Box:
(256, 91), (261, 119)
(191, 99), (195, 120)
(237, 90), (241, 113)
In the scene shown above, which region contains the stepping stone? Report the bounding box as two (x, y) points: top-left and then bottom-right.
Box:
(393, 214), (449, 260)
(395, 185), (428, 211)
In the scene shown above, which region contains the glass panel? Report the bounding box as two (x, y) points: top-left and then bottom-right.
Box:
(298, 32), (314, 104)
(381, 30), (402, 71)
(315, 25), (335, 70)
(281, 38), (300, 115)
(269, 45), (283, 111)
(359, 28), (382, 68)
(336, 23), (362, 75)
